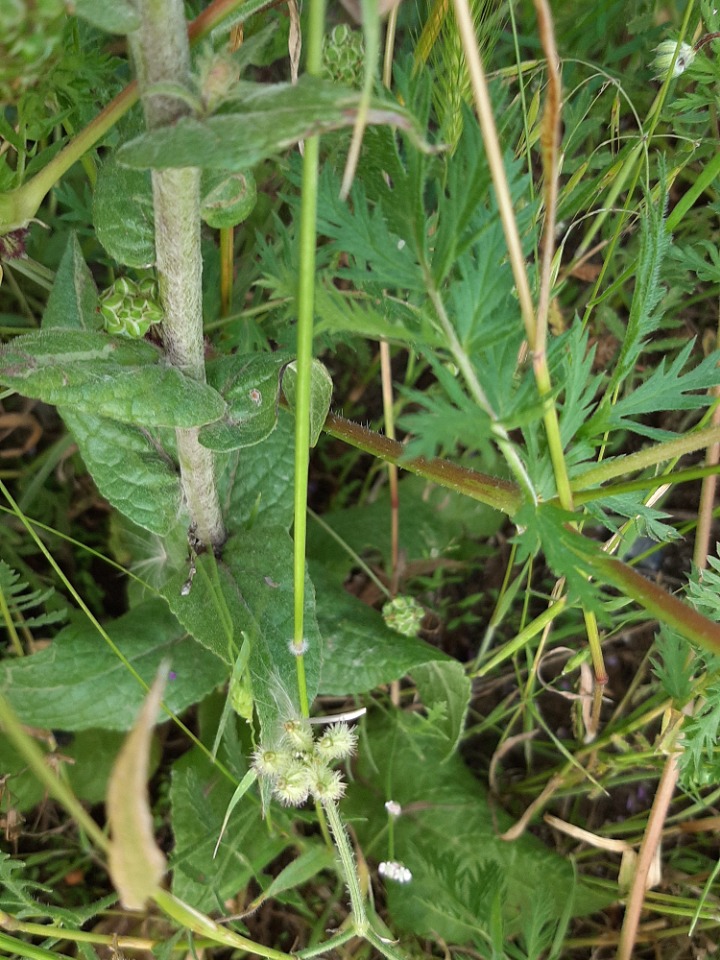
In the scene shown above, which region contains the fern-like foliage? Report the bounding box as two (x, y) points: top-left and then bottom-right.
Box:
(0, 560), (67, 634)
(653, 555), (720, 790)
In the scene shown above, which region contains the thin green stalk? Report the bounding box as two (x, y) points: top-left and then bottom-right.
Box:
(129, 0), (225, 550)
(291, 0), (326, 717)
(571, 422), (720, 490)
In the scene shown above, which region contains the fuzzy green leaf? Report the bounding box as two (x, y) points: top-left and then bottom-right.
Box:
(0, 330), (226, 427)
(411, 660), (471, 759)
(314, 568), (451, 695)
(163, 529), (322, 734)
(281, 358), (333, 447)
(93, 156), (155, 267)
(199, 353), (288, 452)
(117, 78), (425, 172)
(73, 0), (140, 32)
(170, 745), (289, 911)
(62, 409), (181, 535)
(41, 233), (101, 332)
(0, 600), (227, 731)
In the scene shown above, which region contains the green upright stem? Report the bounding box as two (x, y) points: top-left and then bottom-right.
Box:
(129, 0), (225, 550)
(292, 0), (326, 715)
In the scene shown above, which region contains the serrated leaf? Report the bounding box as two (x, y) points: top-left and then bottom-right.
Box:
(94, 156), (155, 267)
(42, 234), (101, 332)
(346, 711), (609, 942)
(411, 660), (471, 759)
(107, 668), (167, 910)
(62, 408), (181, 535)
(0, 600), (227, 731)
(117, 77), (425, 171)
(199, 353), (287, 452)
(281, 359), (333, 447)
(74, 0), (141, 32)
(0, 330), (226, 428)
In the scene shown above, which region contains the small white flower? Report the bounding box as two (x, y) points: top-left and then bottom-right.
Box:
(652, 39), (695, 78)
(379, 860), (413, 884)
(384, 800), (402, 817)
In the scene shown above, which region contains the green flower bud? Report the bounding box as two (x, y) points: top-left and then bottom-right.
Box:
(315, 722), (357, 761)
(99, 276), (164, 338)
(321, 25), (365, 88)
(281, 717), (314, 754)
(201, 170), (257, 229)
(273, 761), (311, 807)
(382, 595), (425, 638)
(652, 39), (695, 78)
(196, 46), (240, 112)
(308, 763), (345, 803)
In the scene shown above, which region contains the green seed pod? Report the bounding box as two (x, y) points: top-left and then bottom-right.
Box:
(200, 170), (257, 229)
(382, 595), (425, 638)
(0, 0), (67, 105)
(98, 276), (164, 338)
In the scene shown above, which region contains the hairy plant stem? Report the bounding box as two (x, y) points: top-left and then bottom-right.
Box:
(0, 0), (267, 234)
(129, 0), (225, 550)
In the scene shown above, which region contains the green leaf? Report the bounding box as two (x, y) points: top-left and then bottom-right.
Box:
(164, 529), (322, 734)
(170, 746), (288, 911)
(199, 353), (288, 452)
(117, 77), (424, 171)
(93, 156), (155, 267)
(218, 412), (298, 532)
(0, 330), (227, 428)
(107, 668), (168, 910)
(346, 711), (609, 942)
(0, 728), (144, 813)
(41, 233), (101, 332)
(73, 0), (141, 32)
(314, 568), (450, 695)
(411, 660), (471, 759)
(61, 408), (181, 535)
(281, 359), (333, 447)
(0, 600), (227, 731)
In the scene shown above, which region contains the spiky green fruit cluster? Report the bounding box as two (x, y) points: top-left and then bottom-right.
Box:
(252, 719), (357, 807)
(320, 24), (365, 88)
(98, 276), (164, 338)
(382, 595), (425, 637)
(0, 0), (68, 105)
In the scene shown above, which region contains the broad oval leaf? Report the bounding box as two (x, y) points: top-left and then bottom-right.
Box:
(117, 77), (425, 171)
(94, 157), (155, 267)
(62, 408), (181, 535)
(0, 330), (226, 428)
(199, 353), (288, 451)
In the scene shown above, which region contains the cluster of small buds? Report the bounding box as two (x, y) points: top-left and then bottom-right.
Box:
(252, 720), (357, 807)
(652, 39), (696, 78)
(321, 24), (365, 88)
(382, 595), (425, 638)
(99, 276), (164, 338)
